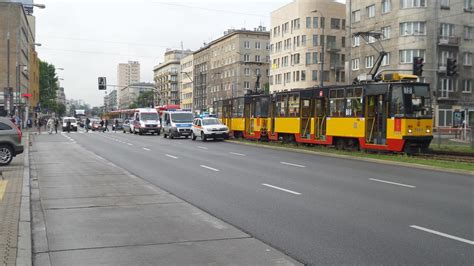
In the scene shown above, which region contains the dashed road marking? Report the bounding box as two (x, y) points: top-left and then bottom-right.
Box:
(410, 225), (474, 245)
(200, 165), (219, 172)
(280, 161), (305, 168)
(143, 148), (151, 151)
(127, 143), (133, 146)
(229, 152), (246, 156)
(166, 154), (178, 159)
(262, 183), (301, 195)
(369, 178), (416, 188)
(197, 146), (208, 150)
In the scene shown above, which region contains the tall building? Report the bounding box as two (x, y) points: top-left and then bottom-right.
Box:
(270, 0), (347, 92)
(117, 61), (140, 107)
(153, 50), (193, 106)
(180, 54), (194, 110)
(118, 82), (154, 109)
(103, 89), (117, 112)
(0, 1), (40, 124)
(348, 0), (474, 127)
(56, 86), (66, 106)
(193, 27), (271, 113)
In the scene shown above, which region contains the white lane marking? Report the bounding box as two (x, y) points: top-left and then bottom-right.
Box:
(166, 154), (178, 159)
(262, 183), (302, 195)
(410, 225), (474, 245)
(280, 161), (305, 168)
(197, 146), (208, 150)
(369, 178), (416, 188)
(143, 148), (151, 151)
(229, 152), (246, 156)
(127, 143), (133, 146)
(200, 165), (219, 172)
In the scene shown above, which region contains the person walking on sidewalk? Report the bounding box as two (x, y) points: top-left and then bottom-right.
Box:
(37, 117), (42, 134)
(104, 119), (109, 132)
(47, 117), (54, 134)
(66, 119), (71, 133)
(85, 117), (90, 133)
(100, 119), (105, 132)
(113, 119), (119, 132)
(54, 117), (59, 134)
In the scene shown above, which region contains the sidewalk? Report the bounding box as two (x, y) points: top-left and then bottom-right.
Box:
(30, 133), (300, 265)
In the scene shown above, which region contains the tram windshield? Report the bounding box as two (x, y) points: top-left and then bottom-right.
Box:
(390, 84), (431, 118)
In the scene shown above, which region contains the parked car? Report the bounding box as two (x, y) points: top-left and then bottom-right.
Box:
(0, 117), (23, 166)
(132, 108), (161, 135)
(191, 117), (229, 141)
(162, 111), (193, 139)
(62, 117), (78, 131)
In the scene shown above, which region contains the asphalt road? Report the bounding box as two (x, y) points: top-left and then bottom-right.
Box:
(60, 129), (473, 265)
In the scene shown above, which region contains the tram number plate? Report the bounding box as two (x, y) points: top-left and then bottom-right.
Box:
(403, 87), (413, 94)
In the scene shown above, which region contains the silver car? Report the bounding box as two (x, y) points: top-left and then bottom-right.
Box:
(0, 117), (24, 166)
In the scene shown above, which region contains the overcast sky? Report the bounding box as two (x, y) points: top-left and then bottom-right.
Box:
(34, 0), (293, 107)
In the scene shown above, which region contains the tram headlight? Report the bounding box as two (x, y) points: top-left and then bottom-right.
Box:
(408, 129), (413, 133)
(426, 129), (431, 133)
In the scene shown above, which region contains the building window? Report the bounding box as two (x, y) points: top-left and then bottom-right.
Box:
(342, 37), (346, 47)
(313, 17), (318, 28)
(255, 42), (261, 49)
(312, 70), (318, 81)
(244, 41), (250, 49)
(352, 35), (360, 47)
(463, 80), (472, 93)
(465, 0), (473, 10)
(367, 5), (376, 18)
(352, 58), (360, 70)
(382, 0), (391, 13)
(244, 54), (250, 62)
(441, 0), (450, 8)
(306, 17), (311, 28)
(331, 18), (341, 29)
(400, 22), (426, 36)
(440, 50), (454, 66)
(301, 70), (306, 81)
(440, 78), (454, 98)
(352, 10), (361, 22)
(400, 49), (425, 63)
(381, 53), (391, 66)
(438, 109), (453, 127)
(244, 81), (250, 89)
(244, 68), (250, 76)
(313, 35), (318, 46)
(465, 26), (473, 40)
(440, 23), (455, 38)
(283, 56), (288, 67)
(464, 52), (473, 65)
(321, 17), (325, 28)
(302, 35), (307, 46)
(255, 55), (261, 62)
(366, 56), (374, 68)
(306, 52), (311, 65)
(381, 26), (391, 39)
(323, 71), (330, 82)
(313, 52), (318, 64)
(401, 0), (426, 8)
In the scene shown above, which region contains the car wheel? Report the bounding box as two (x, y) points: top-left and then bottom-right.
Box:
(170, 132), (174, 139)
(192, 132), (196, 141)
(156, 130), (160, 136)
(185, 135), (189, 139)
(163, 130), (167, 138)
(201, 132), (207, 142)
(0, 145), (13, 166)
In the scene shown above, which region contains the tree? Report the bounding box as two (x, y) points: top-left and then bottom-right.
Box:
(91, 107), (101, 117)
(55, 103), (66, 116)
(39, 61), (59, 112)
(135, 91), (154, 108)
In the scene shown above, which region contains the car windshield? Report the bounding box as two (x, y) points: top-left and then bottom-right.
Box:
(141, 113), (158, 120)
(202, 118), (221, 126)
(171, 113), (193, 123)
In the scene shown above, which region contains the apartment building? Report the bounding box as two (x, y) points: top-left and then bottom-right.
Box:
(117, 61), (140, 107)
(153, 50), (193, 106)
(118, 82), (154, 109)
(180, 54), (194, 110)
(270, 0), (347, 92)
(103, 89), (117, 112)
(348, 0), (474, 127)
(193, 27), (270, 113)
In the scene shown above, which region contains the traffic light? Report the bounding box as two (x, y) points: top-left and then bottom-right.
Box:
(98, 77), (107, 90)
(412, 56), (424, 76)
(446, 58), (457, 76)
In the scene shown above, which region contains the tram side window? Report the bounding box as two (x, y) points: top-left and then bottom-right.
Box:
(260, 97), (269, 117)
(232, 98), (244, 117)
(255, 101), (261, 117)
(345, 88), (363, 117)
(276, 95), (287, 117)
(329, 89), (345, 117)
(288, 94), (300, 117)
(390, 85), (405, 117)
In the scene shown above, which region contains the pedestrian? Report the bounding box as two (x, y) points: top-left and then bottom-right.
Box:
(114, 119), (119, 132)
(104, 119), (109, 132)
(47, 117), (54, 134)
(43, 118), (47, 130)
(27, 118), (32, 128)
(54, 117), (59, 134)
(66, 119), (71, 133)
(100, 119), (104, 132)
(85, 117), (90, 133)
(37, 118), (42, 134)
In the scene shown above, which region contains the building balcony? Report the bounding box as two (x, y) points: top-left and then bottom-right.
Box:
(329, 63), (344, 70)
(326, 43), (341, 53)
(438, 36), (460, 46)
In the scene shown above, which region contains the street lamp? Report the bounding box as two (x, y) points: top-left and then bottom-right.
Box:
(311, 10), (325, 87)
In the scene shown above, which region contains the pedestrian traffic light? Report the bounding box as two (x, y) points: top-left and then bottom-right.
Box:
(446, 58), (457, 76)
(98, 77), (107, 90)
(412, 56), (424, 76)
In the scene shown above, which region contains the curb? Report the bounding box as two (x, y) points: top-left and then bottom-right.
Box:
(16, 132), (32, 266)
(227, 140), (474, 176)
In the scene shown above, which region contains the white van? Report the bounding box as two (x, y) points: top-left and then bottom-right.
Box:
(161, 111), (194, 139)
(62, 117), (78, 131)
(132, 108), (161, 135)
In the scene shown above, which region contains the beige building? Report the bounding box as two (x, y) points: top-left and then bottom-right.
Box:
(180, 54), (194, 110)
(117, 61), (140, 107)
(193, 27), (271, 113)
(153, 50), (193, 106)
(348, 0), (474, 127)
(118, 82), (154, 109)
(0, 1), (40, 125)
(269, 0), (347, 92)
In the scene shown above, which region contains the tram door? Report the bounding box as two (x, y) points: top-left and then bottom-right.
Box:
(300, 97), (313, 138)
(365, 94), (387, 144)
(314, 98), (327, 140)
(269, 98), (276, 135)
(244, 98), (254, 135)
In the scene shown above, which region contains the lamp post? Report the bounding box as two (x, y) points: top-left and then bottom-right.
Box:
(311, 10), (325, 87)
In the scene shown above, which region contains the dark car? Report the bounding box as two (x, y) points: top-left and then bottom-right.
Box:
(0, 117), (24, 166)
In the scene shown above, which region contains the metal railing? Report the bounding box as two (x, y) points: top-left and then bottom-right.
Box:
(434, 127), (474, 149)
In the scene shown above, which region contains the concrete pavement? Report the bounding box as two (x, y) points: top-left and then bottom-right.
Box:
(30, 133), (300, 265)
(65, 130), (474, 265)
